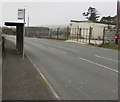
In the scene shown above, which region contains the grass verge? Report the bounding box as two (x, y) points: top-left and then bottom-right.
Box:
(98, 43), (120, 50)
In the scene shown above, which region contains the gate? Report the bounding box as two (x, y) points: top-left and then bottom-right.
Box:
(70, 27), (94, 44)
(70, 27), (109, 45)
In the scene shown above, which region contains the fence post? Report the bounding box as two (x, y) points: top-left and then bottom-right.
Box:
(49, 28), (50, 38)
(72, 28), (73, 40)
(77, 27), (79, 41)
(86, 28), (87, 43)
(57, 27), (59, 39)
(89, 27), (92, 44)
(50, 28), (52, 38)
(79, 28), (81, 42)
(102, 27), (105, 45)
(83, 29), (84, 43)
(66, 26), (69, 40)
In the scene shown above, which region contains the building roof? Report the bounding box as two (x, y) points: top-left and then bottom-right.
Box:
(25, 27), (49, 30)
(70, 20), (88, 23)
(5, 22), (24, 26)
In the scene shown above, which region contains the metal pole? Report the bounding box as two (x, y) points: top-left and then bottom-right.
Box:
(77, 27), (79, 41)
(102, 27), (105, 45)
(27, 16), (29, 37)
(117, 0), (120, 33)
(89, 27), (92, 44)
(79, 28), (81, 42)
(57, 27), (59, 39)
(23, 8), (25, 60)
(66, 26), (69, 40)
(116, 0), (120, 44)
(27, 6), (29, 37)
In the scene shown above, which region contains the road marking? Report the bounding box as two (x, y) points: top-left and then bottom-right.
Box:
(78, 57), (119, 73)
(65, 40), (86, 45)
(48, 47), (66, 54)
(25, 53), (60, 100)
(95, 55), (119, 63)
(57, 45), (78, 52)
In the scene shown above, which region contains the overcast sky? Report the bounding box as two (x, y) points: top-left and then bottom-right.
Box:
(0, 0), (117, 27)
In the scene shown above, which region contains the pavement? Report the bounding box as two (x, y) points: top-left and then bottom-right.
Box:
(2, 39), (55, 100)
(0, 40), (2, 102)
(7, 37), (118, 100)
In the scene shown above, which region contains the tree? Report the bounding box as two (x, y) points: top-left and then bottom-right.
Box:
(2, 27), (16, 35)
(83, 6), (100, 22)
(100, 15), (117, 25)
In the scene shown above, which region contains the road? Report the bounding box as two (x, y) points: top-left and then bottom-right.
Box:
(7, 37), (118, 100)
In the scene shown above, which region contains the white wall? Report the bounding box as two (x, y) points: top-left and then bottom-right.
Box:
(70, 21), (114, 39)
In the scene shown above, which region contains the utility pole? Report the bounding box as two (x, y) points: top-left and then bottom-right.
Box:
(27, 6), (29, 37)
(116, 0), (120, 44)
(23, 8), (25, 60)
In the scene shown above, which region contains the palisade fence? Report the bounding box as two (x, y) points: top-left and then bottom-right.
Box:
(26, 27), (70, 40)
(47, 27), (70, 40)
(25, 26), (118, 45)
(70, 27), (119, 45)
(70, 27), (103, 45)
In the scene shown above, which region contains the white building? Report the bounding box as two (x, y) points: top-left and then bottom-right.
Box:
(70, 20), (115, 39)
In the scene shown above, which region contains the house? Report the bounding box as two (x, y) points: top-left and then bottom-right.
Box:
(69, 20), (115, 39)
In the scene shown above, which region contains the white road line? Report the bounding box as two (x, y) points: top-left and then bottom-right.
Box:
(78, 57), (119, 73)
(95, 55), (119, 63)
(25, 53), (60, 100)
(48, 47), (66, 54)
(57, 45), (78, 52)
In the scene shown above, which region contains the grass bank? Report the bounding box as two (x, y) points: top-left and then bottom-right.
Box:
(98, 43), (120, 50)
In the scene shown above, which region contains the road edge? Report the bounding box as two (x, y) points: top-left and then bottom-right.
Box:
(25, 52), (60, 100)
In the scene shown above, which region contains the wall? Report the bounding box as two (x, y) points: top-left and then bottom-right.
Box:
(70, 21), (114, 39)
(104, 29), (116, 43)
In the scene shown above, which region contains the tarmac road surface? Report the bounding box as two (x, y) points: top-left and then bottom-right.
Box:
(7, 37), (118, 100)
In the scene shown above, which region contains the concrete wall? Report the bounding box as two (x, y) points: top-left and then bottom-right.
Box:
(104, 29), (116, 43)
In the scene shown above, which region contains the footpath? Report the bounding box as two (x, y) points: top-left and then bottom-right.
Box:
(2, 39), (56, 100)
(0, 41), (2, 102)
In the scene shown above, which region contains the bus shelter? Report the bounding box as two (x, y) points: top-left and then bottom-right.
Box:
(5, 22), (24, 55)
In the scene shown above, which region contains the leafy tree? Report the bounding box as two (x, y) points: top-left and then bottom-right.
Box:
(83, 6), (100, 22)
(100, 15), (117, 24)
(2, 27), (16, 35)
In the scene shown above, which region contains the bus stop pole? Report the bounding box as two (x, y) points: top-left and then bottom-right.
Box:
(23, 8), (25, 60)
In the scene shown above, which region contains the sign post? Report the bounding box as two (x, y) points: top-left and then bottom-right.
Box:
(18, 9), (25, 59)
(18, 9), (24, 20)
